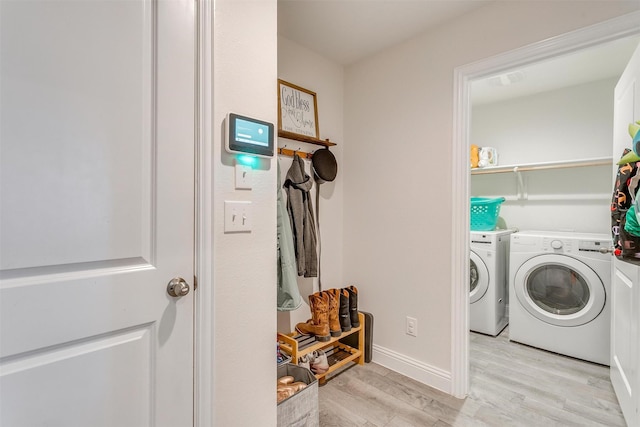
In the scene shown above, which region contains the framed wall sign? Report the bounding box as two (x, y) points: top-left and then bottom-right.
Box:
(277, 79), (319, 139)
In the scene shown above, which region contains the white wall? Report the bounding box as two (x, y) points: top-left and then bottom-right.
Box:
(471, 78), (616, 234)
(276, 37), (345, 331)
(212, 1), (277, 425)
(343, 1), (640, 392)
(472, 78), (617, 165)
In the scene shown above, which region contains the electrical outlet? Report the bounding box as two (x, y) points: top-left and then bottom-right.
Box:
(406, 316), (418, 337)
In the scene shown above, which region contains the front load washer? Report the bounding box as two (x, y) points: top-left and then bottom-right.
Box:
(509, 231), (612, 365)
(470, 229), (514, 336)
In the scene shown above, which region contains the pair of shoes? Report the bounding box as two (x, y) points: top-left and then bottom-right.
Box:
(318, 287), (360, 335)
(297, 290), (342, 339)
(298, 350), (328, 374)
(338, 285), (360, 332)
(310, 349), (329, 375)
(277, 375), (307, 403)
(295, 286), (361, 340)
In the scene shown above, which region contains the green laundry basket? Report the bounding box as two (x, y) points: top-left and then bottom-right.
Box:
(470, 197), (505, 231)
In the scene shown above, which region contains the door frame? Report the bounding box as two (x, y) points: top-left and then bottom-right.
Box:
(195, 0), (214, 425)
(451, 10), (640, 398)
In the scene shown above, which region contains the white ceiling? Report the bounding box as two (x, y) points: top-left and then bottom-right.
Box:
(471, 35), (640, 105)
(278, 1), (640, 105)
(277, 0), (492, 65)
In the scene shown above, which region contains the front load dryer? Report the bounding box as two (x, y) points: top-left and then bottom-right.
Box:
(509, 231), (612, 365)
(470, 229), (514, 336)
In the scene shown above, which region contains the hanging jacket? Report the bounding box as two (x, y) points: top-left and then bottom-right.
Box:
(612, 148), (640, 257)
(277, 161), (302, 311)
(284, 155), (318, 277)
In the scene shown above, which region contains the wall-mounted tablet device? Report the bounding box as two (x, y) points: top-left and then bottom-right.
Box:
(225, 112), (274, 158)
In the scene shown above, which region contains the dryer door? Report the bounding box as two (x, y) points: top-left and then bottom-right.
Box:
(470, 250), (489, 304)
(513, 254), (605, 326)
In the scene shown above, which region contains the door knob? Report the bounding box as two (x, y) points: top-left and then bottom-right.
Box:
(167, 277), (190, 297)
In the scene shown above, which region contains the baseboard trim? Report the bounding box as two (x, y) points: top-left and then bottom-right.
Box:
(372, 344), (452, 394)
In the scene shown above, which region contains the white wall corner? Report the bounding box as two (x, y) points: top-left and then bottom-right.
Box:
(372, 345), (452, 394)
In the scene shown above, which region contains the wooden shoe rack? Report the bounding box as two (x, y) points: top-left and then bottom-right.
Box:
(277, 312), (365, 384)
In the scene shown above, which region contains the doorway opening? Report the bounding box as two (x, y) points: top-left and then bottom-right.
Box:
(451, 11), (640, 398)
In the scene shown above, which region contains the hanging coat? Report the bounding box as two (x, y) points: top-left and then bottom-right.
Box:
(277, 161), (302, 311)
(612, 148), (640, 258)
(284, 155), (318, 277)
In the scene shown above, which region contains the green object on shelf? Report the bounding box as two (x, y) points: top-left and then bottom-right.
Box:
(470, 197), (505, 231)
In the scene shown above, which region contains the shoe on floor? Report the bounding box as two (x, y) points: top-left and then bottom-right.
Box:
(311, 349), (329, 374)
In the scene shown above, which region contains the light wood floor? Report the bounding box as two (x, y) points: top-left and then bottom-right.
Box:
(318, 328), (625, 426)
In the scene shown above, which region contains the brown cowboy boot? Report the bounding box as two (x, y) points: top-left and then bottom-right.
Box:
(295, 292), (330, 342)
(326, 289), (342, 337)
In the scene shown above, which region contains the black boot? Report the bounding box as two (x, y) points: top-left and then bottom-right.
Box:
(346, 285), (360, 327)
(339, 288), (351, 332)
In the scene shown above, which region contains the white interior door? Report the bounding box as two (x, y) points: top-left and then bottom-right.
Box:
(613, 42), (640, 167)
(0, 1), (196, 426)
(611, 258), (639, 427)
(611, 41), (640, 427)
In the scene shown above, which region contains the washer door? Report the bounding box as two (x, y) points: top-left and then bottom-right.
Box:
(513, 254), (605, 327)
(470, 250), (489, 304)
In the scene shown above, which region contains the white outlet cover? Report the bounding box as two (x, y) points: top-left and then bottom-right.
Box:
(406, 316), (418, 337)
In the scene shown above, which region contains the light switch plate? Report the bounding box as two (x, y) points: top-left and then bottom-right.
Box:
(235, 164), (252, 190)
(224, 201), (252, 233)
